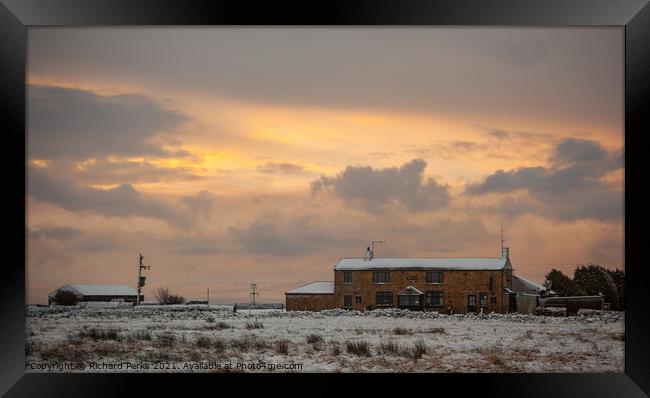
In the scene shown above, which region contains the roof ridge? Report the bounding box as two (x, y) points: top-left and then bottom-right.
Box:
(286, 280), (333, 290)
(338, 256), (505, 260)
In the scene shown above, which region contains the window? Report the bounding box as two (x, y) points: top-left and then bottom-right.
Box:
(468, 295), (477, 307)
(372, 271), (390, 284)
(343, 271), (352, 284)
(426, 291), (444, 307)
(479, 292), (488, 307)
(398, 295), (421, 306)
(344, 295), (352, 308)
(355, 295), (362, 305)
(376, 291), (393, 305)
(426, 271), (444, 284)
(490, 296), (497, 305)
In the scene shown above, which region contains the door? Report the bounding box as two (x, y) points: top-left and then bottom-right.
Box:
(467, 294), (477, 313)
(509, 293), (517, 313)
(354, 295), (363, 311)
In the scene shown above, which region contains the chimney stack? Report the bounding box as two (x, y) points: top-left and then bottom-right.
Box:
(501, 247), (509, 259)
(365, 246), (374, 260)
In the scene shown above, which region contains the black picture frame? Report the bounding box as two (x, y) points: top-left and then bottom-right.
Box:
(1, 0), (649, 396)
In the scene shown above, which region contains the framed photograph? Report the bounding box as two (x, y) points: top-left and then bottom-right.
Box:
(2, 0), (649, 396)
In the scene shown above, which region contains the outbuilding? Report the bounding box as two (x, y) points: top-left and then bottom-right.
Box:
(285, 281), (335, 311)
(48, 284), (143, 305)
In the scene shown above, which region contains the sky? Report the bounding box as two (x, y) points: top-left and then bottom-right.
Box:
(26, 27), (624, 304)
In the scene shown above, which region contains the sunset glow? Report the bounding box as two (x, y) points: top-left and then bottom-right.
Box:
(27, 27), (624, 304)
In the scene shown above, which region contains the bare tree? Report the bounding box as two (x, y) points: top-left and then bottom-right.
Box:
(153, 287), (170, 304)
(153, 287), (185, 304)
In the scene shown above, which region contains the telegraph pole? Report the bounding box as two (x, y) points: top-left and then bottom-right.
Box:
(207, 288), (210, 306)
(137, 253), (143, 306)
(249, 283), (259, 311)
(136, 253), (150, 306)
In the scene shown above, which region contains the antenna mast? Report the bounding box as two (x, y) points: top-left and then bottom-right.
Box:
(371, 240), (385, 255)
(500, 222), (503, 250)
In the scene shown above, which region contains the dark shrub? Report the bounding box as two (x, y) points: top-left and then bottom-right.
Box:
(306, 334), (324, 344)
(196, 336), (212, 348)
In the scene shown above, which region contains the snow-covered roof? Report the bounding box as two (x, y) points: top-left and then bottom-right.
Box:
(286, 281), (335, 294)
(334, 257), (510, 271)
(49, 284), (138, 298)
(512, 275), (547, 294)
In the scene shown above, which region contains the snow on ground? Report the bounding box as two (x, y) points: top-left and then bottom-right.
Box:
(25, 305), (624, 373)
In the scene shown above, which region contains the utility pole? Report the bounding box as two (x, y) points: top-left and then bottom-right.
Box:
(137, 253), (143, 306)
(249, 283), (259, 311)
(136, 253), (150, 306)
(207, 288), (209, 306)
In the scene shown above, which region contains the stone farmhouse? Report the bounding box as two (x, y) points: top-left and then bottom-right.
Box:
(286, 247), (546, 313)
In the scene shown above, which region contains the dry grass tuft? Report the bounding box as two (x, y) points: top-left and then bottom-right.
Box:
(379, 340), (401, 355)
(78, 328), (121, 341)
(155, 331), (178, 347)
(346, 340), (371, 356)
(195, 336), (212, 348)
(393, 327), (413, 335)
(246, 321), (264, 330)
(400, 338), (427, 361)
(275, 339), (290, 355)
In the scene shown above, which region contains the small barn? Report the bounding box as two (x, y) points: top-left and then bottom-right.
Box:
(285, 281), (335, 311)
(48, 284), (142, 305)
(510, 275), (556, 314)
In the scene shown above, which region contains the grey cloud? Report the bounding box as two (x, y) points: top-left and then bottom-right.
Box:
(390, 218), (490, 253)
(465, 167), (548, 195)
(228, 218), (352, 257)
(257, 162), (305, 174)
(29, 226), (81, 240)
(485, 129), (511, 140)
(407, 129), (557, 161)
(466, 138), (623, 221)
(28, 28), (623, 132)
(311, 159), (450, 212)
(550, 138), (615, 167)
(67, 158), (205, 185)
(28, 85), (189, 160)
(228, 222), (307, 257)
(181, 191), (215, 221)
(476, 126), (556, 142)
(405, 141), (488, 160)
(139, 232), (220, 256)
(28, 168), (215, 227)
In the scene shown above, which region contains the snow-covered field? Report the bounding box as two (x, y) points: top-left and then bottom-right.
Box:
(25, 304), (624, 373)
